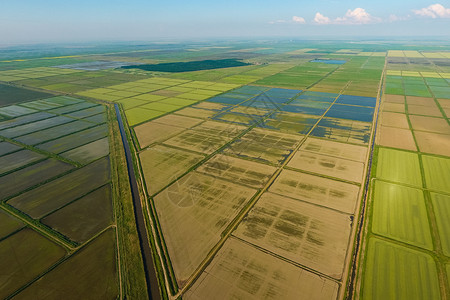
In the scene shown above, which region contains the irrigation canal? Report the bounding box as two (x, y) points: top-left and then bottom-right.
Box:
(115, 104), (161, 300)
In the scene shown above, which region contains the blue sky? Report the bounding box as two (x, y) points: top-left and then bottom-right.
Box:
(1, 0), (449, 44)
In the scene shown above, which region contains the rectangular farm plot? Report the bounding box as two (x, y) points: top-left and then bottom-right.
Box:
(311, 118), (371, 145)
(379, 111), (409, 129)
(0, 159), (74, 200)
(164, 121), (246, 154)
(362, 238), (440, 300)
(153, 114), (204, 128)
(48, 101), (97, 115)
(325, 104), (374, 123)
(42, 185), (113, 244)
(153, 171), (257, 286)
(224, 128), (302, 165)
(0, 83), (53, 106)
(0, 112), (55, 131)
(270, 169), (360, 214)
(0, 209), (24, 239)
(422, 155), (450, 193)
(14, 119), (96, 146)
(213, 112), (262, 126)
(409, 115), (450, 134)
(0, 105), (37, 118)
(64, 105), (105, 119)
(140, 145), (205, 196)
(431, 193), (450, 256)
(174, 107), (217, 119)
(0, 149), (46, 174)
(375, 147), (422, 187)
(14, 229), (119, 300)
(261, 112), (318, 135)
(185, 237), (338, 300)
(135, 122), (188, 149)
(36, 124), (108, 154)
(414, 131), (450, 156)
(164, 130), (229, 155)
(125, 107), (166, 126)
(384, 94), (405, 104)
(382, 102), (406, 113)
(376, 126), (417, 151)
(371, 180), (432, 250)
(8, 157), (110, 219)
(0, 115), (74, 138)
(196, 154), (276, 188)
(0, 141), (21, 156)
(287, 151), (365, 183)
(60, 137), (109, 164)
(0, 228), (66, 299)
(234, 192), (352, 279)
(300, 137), (367, 162)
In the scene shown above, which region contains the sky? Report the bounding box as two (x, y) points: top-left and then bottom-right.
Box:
(1, 0), (450, 44)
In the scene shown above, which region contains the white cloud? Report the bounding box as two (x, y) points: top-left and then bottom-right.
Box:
(269, 16), (306, 24)
(388, 14), (410, 22)
(268, 20), (287, 24)
(314, 12), (331, 24)
(413, 3), (450, 18)
(292, 16), (306, 24)
(335, 8), (381, 24)
(314, 8), (380, 25)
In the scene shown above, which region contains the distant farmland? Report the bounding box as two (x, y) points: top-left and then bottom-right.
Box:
(0, 41), (449, 299)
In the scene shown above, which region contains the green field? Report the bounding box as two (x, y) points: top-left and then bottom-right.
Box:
(375, 147), (422, 186)
(371, 180), (432, 250)
(362, 237), (441, 300)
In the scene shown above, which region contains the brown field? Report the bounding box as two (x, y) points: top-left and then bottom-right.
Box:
(379, 112), (409, 129)
(134, 115), (203, 149)
(300, 137), (368, 162)
(409, 115), (450, 134)
(185, 237), (338, 300)
(414, 131), (450, 156)
(382, 102), (405, 113)
(140, 145), (205, 195)
(408, 104), (443, 117)
(153, 114), (204, 128)
(405, 96), (435, 106)
(174, 107), (217, 119)
(384, 94), (405, 104)
(135, 122), (186, 149)
(376, 126), (417, 151)
(287, 151), (365, 183)
(438, 98), (450, 108)
(196, 154), (276, 188)
(153, 171), (256, 286)
(163, 121), (246, 154)
(270, 169), (360, 214)
(224, 128), (302, 165)
(234, 192), (352, 279)
(192, 102), (229, 110)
